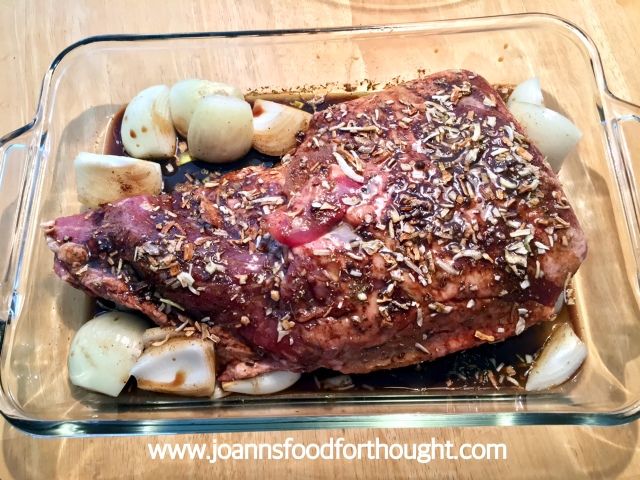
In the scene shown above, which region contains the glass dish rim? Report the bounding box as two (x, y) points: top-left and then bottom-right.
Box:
(2, 12), (640, 436)
(3, 11), (637, 143)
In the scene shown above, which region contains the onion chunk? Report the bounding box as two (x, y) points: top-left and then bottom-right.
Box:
(525, 322), (587, 391)
(221, 370), (301, 395)
(252, 99), (312, 156)
(508, 101), (582, 172)
(121, 85), (176, 159)
(74, 152), (163, 208)
(187, 95), (254, 163)
(131, 336), (216, 397)
(68, 312), (148, 397)
(507, 77), (544, 107)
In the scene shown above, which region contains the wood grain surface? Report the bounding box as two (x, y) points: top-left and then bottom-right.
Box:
(0, 1), (639, 478)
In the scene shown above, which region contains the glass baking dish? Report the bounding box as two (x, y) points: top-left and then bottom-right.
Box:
(0, 13), (639, 437)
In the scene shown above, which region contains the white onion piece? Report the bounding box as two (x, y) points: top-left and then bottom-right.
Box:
(212, 384), (230, 399)
(507, 77), (544, 107)
(525, 323), (587, 391)
(554, 293), (564, 315)
(508, 101), (582, 172)
(188, 95), (253, 163)
(320, 374), (354, 391)
(68, 312), (147, 397)
(131, 337), (216, 397)
(221, 370), (301, 395)
(141, 326), (183, 348)
(74, 152), (163, 208)
(333, 151), (364, 183)
(252, 99), (312, 156)
(121, 85), (176, 159)
(169, 79), (244, 137)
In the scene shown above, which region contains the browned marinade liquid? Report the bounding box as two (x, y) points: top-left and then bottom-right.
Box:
(103, 107), (126, 157)
(104, 90), (580, 395)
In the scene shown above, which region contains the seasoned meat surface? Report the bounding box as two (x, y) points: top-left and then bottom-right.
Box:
(45, 70), (586, 381)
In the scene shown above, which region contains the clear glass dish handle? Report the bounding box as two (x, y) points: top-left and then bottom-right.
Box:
(0, 126), (34, 323)
(605, 94), (640, 279)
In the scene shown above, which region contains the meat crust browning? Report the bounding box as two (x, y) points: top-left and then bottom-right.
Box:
(45, 70), (587, 381)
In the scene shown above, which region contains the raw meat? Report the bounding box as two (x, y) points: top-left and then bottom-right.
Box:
(45, 70), (587, 380)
